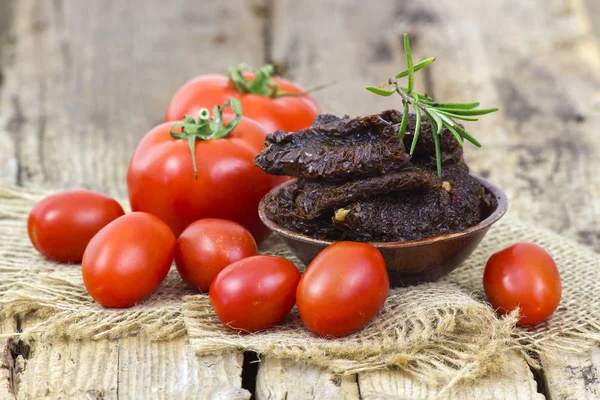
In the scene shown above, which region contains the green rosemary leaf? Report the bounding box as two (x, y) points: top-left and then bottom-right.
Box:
(454, 124), (482, 147)
(419, 101), (480, 109)
(366, 86), (396, 96)
(436, 107), (498, 116)
(410, 105), (422, 155)
(428, 109), (443, 135)
(435, 113), (464, 145)
(432, 126), (442, 178)
(437, 110), (479, 121)
(398, 102), (409, 139)
(404, 34), (415, 93)
(445, 123), (464, 146)
(394, 57), (435, 79)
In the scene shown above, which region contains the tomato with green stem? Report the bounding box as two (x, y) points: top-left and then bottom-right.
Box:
(128, 99), (280, 242)
(483, 242), (561, 326)
(165, 64), (320, 134)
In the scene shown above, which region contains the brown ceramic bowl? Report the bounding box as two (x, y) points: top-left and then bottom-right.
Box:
(258, 175), (508, 286)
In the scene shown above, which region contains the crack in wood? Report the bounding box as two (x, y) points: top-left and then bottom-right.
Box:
(529, 353), (550, 399)
(2, 327), (33, 399)
(241, 351), (259, 396)
(356, 374), (363, 400)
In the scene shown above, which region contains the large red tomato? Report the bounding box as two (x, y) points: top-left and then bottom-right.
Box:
(483, 242), (561, 326)
(82, 212), (176, 308)
(165, 64), (320, 134)
(28, 190), (125, 263)
(210, 255), (301, 333)
(174, 218), (258, 292)
(296, 242), (389, 337)
(128, 100), (279, 242)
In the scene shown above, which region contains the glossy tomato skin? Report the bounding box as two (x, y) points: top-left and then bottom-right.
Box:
(483, 242), (561, 326)
(165, 74), (320, 134)
(209, 255), (301, 332)
(297, 242), (389, 337)
(174, 219), (258, 292)
(27, 191), (125, 263)
(82, 212), (176, 308)
(127, 114), (278, 243)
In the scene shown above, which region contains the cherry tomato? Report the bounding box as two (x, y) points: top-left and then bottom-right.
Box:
(165, 66), (320, 134)
(483, 242), (561, 326)
(174, 219), (258, 292)
(297, 242), (389, 337)
(128, 105), (280, 243)
(27, 190), (125, 263)
(209, 255), (300, 333)
(82, 212), (176, 308)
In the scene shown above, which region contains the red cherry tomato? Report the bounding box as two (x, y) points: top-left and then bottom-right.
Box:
(483, 242), (561, 326)
(82, 212), (176, 308)
(174, 219), (258, 292)
(165, 69), (320, 134)
(27, 190), (125, 263)
(127, 110), (279, 242)
(209, 255), (300, 333)
(296, 242), (389, 337)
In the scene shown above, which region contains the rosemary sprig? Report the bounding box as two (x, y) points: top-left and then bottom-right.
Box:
(366, 33), (498, 177)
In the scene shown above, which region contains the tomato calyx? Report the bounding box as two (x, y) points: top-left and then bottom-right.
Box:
(228, 63), (314, 99)
(169, 98), (242, 178)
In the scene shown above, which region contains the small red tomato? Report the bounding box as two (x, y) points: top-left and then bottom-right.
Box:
(483, 242), (561, 326)
(296, 242), (389, 337)
(82, 212), (176, 308)
(209, 256), (300, 332)
(174, 219), (258, 292)
(28, 190), (125, 263)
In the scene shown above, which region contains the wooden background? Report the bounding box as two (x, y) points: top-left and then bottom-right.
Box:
(0, 0), (599, 398)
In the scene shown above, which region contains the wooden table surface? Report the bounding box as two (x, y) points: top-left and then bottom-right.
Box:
(1, 0), (599, 399)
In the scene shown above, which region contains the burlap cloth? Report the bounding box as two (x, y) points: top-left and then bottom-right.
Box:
(1, 184), (599, 387)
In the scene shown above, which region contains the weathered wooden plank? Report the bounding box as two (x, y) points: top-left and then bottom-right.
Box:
(358, 351), (543, 400)
(0, 319), (19, 400)
(1, 326), (249, 400)
(255, 358), (360, 400)
(15, 337), (119, 400)
(255, 352), (543, 400)
(118, 336), (249, 400)
(0, 0), (267, 197)
(542, 348), (600, 400)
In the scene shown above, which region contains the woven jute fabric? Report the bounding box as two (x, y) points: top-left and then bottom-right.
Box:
(1, 184), (599, 387)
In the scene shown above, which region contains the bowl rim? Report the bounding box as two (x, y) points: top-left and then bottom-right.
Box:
(258, 174), (508, 249)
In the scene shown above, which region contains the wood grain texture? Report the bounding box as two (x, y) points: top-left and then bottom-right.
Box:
(542, 348), (600, 400)
(255, 352), (543, 400)
(255, 358), (360, 400)
(0, 0), (267, 197)
(1, 324), (248, 400)
(118, 337), (248, 400)
(358, 351), (543, 400)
